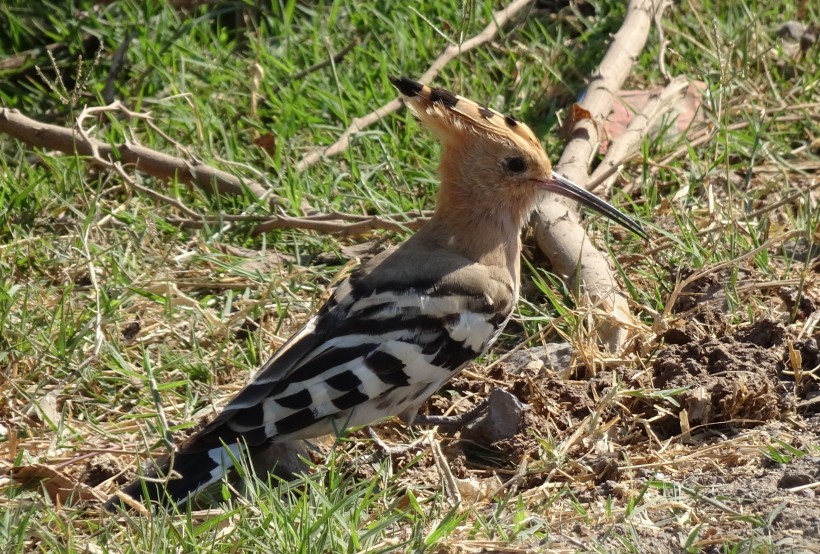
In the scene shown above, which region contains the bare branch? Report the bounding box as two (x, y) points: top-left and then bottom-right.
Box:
(532, 0), (669, 352)
(167, 213), (427, 236)
(111, 162), (203, 220)
(655, 0), (673, 81)
(0, 106), (285, 210)
(295, 0), (536, 171)
(0, 105), (433, 237)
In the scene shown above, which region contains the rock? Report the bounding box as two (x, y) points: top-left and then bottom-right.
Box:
(506, 343), (574, 374)
(460, 389), (528, 444)
(777, 471), (814, 489)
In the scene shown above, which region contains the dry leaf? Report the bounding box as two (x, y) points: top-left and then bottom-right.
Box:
(32, 390), (59, 425)
(253, 132), (277, 155)
(605, 82), (705, 145)
(570, 102), (593, 124)
(560, 102), (595, 139)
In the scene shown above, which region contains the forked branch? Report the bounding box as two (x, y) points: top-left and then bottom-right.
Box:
(0, 106), (427, 235)
(0, 105), (283, 210)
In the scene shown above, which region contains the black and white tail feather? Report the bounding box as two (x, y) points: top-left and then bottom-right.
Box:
(110, 76), (646, 509)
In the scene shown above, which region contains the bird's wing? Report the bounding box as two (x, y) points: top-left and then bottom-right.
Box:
(178, 246), (514, 453)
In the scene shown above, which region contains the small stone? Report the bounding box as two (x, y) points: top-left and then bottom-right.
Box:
(778, 471), (813, 489)
(461, 389), (528, 444)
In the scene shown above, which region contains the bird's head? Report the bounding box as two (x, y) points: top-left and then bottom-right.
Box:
(390, 76), (646, 239)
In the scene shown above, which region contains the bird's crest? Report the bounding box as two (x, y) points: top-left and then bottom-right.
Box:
(389, 76), (546, 158)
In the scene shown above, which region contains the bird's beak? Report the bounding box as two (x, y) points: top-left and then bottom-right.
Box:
(539, 171), (648, 240)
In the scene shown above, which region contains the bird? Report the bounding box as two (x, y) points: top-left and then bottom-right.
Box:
(109, 76), (647, 509)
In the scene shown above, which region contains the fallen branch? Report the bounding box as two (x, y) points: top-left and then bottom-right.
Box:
(532, 0), (669, 352)
(295, 0), (535, 171)
(167, 212), (427, 235)
(0, 103), (435, 236)
(591, 77), (692, 196)
(0, 104), (285, 210)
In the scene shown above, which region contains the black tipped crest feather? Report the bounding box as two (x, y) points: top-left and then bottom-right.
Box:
(389, 75), (423, 97)
(389, 75), (546, 152)
(428, 87), (459, 108)
(478, 105), (495, 119)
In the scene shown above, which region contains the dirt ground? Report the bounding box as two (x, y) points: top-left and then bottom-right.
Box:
(332, 275), (820, 552)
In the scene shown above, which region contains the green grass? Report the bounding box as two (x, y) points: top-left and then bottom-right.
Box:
(2, 0), (819, 552)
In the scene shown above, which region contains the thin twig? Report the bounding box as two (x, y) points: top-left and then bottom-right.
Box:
(634, 178), (820, 260)
(489, 458), (529, 499)
(169, 213), (427, 236)
(429, 436), (462, 506)
(654, 0), (673, 81)
(250, 213), (425, 235)
(661, 229), (805, 319)
(295, 0), (536, 171)
(112, 163), (202, 219)
(590, 77), (692, 196)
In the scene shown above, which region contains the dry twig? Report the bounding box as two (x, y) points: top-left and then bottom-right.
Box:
(590, 77), (692, 196)
(294, 0), (536, 171)
(168, 212), (427, 235)
(533, 0), (669, 352)
(660, 229), (805, 321)
(0, 105), (432, 236)
(0, 105), (284, 209)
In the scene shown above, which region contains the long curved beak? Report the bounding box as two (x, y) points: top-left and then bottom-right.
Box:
(540, 171), (648, 240)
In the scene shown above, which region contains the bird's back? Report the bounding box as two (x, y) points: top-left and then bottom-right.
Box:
(194, 230), (516, 444)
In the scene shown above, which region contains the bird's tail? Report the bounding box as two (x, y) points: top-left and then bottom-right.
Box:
(106, 443), (241, 509)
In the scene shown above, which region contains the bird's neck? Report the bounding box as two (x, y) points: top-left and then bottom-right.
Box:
(421, 183), (535, 280)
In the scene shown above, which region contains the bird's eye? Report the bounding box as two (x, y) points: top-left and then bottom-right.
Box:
(506, 157), (527, 173)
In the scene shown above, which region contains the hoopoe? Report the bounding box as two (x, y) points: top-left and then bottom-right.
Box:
(111, 76), (646, 508)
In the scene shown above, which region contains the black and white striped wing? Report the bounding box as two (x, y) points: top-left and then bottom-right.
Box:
(115, 272), (514, 507)
(186, 276), (511, 453)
